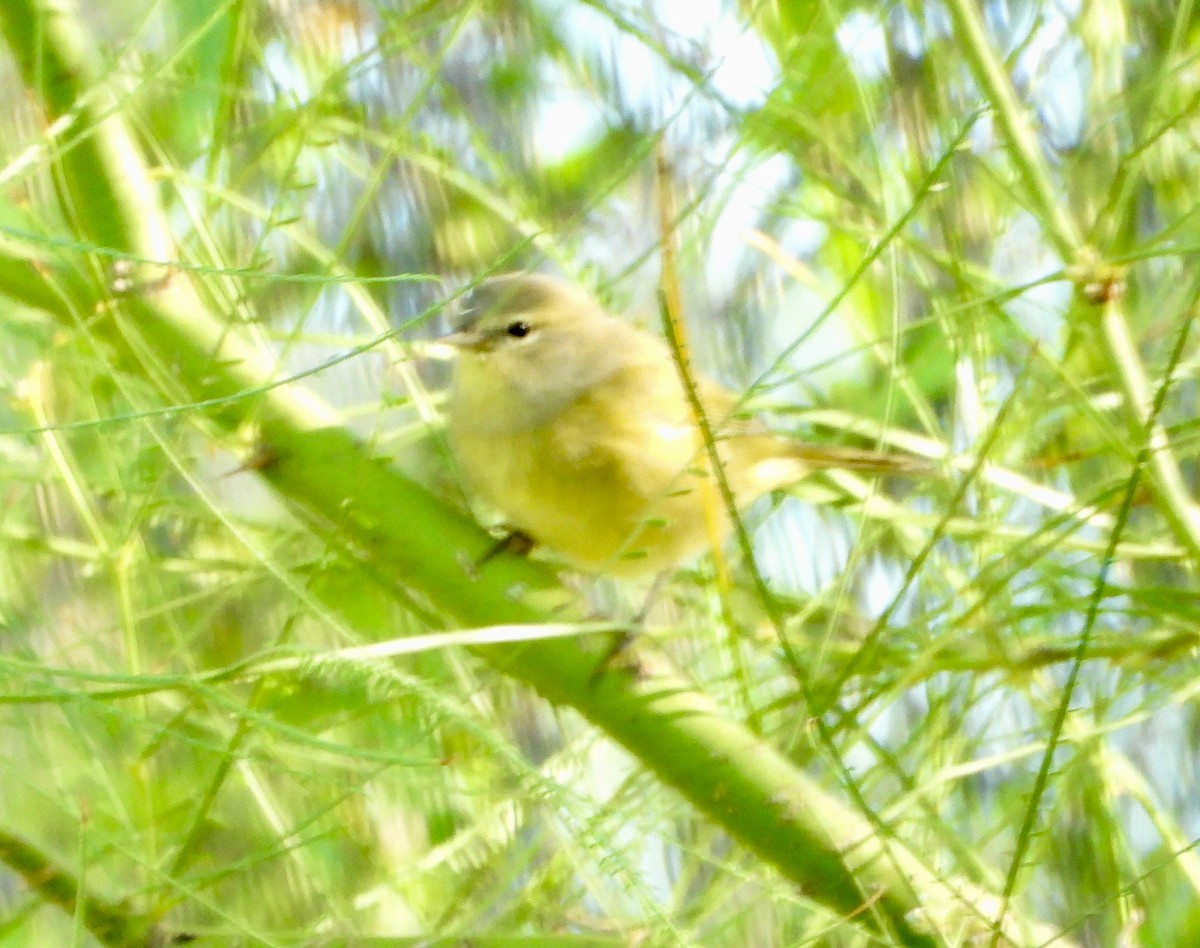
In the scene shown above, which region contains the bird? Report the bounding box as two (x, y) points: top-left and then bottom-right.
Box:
(442, 272), (922, 578)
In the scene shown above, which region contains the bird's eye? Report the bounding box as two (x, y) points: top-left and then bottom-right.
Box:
(505, 320), (532, 338)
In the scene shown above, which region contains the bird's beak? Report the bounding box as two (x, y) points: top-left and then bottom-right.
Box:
(438, 327), (488, 352)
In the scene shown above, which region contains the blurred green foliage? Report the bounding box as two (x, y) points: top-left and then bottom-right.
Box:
(0, 0), (1199, 944)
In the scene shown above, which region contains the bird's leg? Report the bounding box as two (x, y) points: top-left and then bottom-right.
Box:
(589, 628), (639, 685)
(464, 528), (536, 578)
(482, 528), (536, 564)
(588, 570), (670, 684)
(634, 570), (672, 624)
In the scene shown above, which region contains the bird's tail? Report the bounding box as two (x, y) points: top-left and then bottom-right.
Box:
(785, 442), (935, 476)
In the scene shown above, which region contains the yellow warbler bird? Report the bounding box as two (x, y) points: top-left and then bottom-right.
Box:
(444, 272), (919, 578)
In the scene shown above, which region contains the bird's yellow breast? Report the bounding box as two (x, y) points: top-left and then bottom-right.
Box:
(450, 370), (727, 576)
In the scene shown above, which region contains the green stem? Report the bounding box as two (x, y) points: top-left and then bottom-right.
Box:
(0, 828), (157, 946)
(1099, 300), (1200, 559)
(942, 0), (1079, 254)
(944, 0), (1200, 566)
